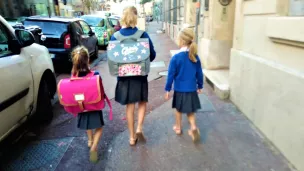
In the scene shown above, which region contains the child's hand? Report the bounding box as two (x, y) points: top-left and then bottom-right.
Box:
(197, 89), (203, 94)
(164, 92), (170, 100)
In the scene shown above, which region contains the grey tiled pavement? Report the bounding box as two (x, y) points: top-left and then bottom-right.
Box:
(104, 21), (294, 171)
(105, 85), (293, 171)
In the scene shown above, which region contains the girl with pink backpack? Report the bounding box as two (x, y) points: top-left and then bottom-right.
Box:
(57, 46), (112, 163)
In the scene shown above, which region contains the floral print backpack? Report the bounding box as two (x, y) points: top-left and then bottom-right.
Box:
(107, 30), (150, 77)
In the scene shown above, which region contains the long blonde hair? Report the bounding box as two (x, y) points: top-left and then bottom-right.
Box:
(71, 46), (90, 76)
(178, 27), (198, 63)
(120, 6), (138, 28)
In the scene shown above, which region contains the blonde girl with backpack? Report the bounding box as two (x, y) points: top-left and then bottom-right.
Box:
(110, 6), (156, 146)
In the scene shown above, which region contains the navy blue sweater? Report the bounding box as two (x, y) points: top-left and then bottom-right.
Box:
(165, 51), (204, 92)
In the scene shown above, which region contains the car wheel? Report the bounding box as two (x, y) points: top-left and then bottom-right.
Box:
(35, 80), (53, 124)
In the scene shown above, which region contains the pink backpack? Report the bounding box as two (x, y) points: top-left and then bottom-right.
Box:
(57, 71), (112, 120)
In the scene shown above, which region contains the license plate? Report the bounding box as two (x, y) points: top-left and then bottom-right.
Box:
(50, 54), (55, 59)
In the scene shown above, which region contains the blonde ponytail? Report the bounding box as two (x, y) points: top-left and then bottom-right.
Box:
(178, 27), (198, 63)
(188, 41), (197, 63)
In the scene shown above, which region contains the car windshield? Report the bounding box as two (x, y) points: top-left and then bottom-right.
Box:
(24, 20), (67, 35)
(81, 16), (104, 27)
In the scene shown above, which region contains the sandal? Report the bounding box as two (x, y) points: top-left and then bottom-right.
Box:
(188, 129), (201, 143)
(136, 131), (146, 142)
(173, 125), (182, 135)
(88, 140), (93, 148)
(129, 138), (138, 146)
(90, 150), (98, 163)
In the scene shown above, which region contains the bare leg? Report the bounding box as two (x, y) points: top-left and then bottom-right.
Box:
(187, 113), (197, 130)
(173, 109), (182, 134)
(91, 128), (103, 151)
(187, 113), (200, 142)
(90, 127), (103, 163)
(87, 130), (93, 148)
(126, 103), (136, 145)
(136, 102), (147, 142)
(136, 101), (146, 132)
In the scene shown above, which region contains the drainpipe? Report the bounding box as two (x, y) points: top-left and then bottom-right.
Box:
(195, 0), (201, 44)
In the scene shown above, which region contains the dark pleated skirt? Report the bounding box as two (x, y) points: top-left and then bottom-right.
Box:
(77, 111), (104, 130)
(172, 91), (201, 114)
(115, 76), (148, 105)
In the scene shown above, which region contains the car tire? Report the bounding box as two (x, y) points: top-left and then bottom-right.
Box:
(35, 80), (53, 124)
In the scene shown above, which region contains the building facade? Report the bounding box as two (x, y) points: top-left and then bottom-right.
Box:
(0, 0), (56, 18)
(163, 0), (304, 170)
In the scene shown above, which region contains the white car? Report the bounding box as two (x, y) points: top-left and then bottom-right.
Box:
(0, 16), (56, 141)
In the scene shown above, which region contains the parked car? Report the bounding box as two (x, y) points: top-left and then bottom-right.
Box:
(146, 15), (153, 22)
(5, 18), (43, 44)
(108, 16), (121, 31)
(23, 16), (98, 64)
(0, 16), (56, 142)
(80, 15), (115, 46)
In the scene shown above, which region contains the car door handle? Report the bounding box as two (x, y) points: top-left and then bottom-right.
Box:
(81, 35), (89, 39)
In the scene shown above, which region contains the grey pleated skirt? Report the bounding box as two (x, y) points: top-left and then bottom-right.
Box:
(77, 111), (104, 130)
(172, 91), (201, 114)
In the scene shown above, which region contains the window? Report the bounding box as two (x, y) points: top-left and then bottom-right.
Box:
(80, 16), (105, 27)
(0, 25), (11, 57)
(289, 0), (304, 16)
(73, 22), (84, 35)
(98, 19), (105, 27)
(24, 20), (67, 35)
(173, 0), (177, 24)
(109, 19), (118, 27)
(79, 21), (91, 34)
(168, 0), (171, 23)
(179, 0), (184, 17)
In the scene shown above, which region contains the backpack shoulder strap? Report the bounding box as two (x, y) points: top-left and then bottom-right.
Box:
(129, 30), (144, 39)
(114, 30), (144, 41)
(113, 31), (125, 41)
(104, 94), (113, 120)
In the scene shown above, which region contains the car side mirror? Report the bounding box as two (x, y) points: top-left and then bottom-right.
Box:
(88, 30), (95, 36)
(15, 29), (35, 47)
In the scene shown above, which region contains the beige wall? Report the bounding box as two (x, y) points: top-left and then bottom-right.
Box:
(198, 0), (236, 69)
(230, 0), (304, 170)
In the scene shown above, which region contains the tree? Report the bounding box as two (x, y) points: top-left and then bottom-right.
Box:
(140, 0), (152, 4)
(140, 0), (152, 15)
(82, 0), (99, 13)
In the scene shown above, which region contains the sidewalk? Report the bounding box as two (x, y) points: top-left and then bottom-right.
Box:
(104, 22), (293, 171)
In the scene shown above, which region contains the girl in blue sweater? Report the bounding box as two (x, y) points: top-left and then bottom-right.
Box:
(165, 27), (203, 143)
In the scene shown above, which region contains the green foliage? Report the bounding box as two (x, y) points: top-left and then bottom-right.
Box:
(140, 0), (152, 5)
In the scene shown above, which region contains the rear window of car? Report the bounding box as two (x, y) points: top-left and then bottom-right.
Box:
(24, 20), (67, 35)
(80, 16), (104, 27)
(109, 18), (118, 26)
